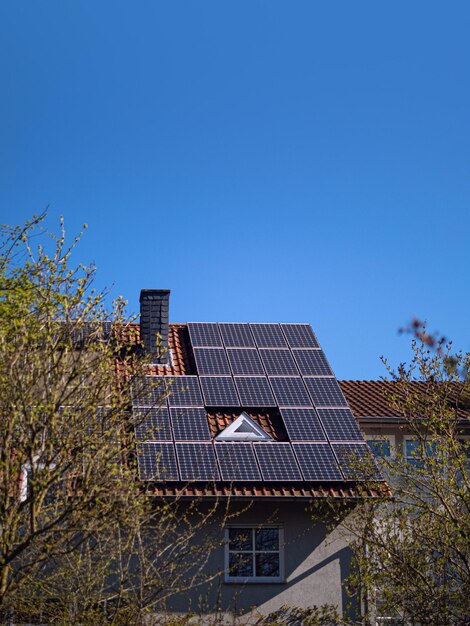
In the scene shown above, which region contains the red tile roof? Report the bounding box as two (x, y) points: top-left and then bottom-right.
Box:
(149, 481), (391, 499)
(340, 380), (470, 422)
(119, 324), (398, 499)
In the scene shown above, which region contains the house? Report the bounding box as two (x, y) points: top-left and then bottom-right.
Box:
(338, 380), (470, 625)
(130, 290), (389, 621)
(340, 379), (470, 464)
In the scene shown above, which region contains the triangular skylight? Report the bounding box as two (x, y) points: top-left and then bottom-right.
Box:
(215, 412), (272, 442)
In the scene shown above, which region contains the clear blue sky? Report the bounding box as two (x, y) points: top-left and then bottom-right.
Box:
(1, 1), (469, 379)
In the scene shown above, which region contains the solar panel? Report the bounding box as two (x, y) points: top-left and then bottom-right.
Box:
(136, 443), (179, 481)
(226, 348), (264, 375)
(215, 442), (262, 480)
(281, 324), (319, 348)
(332, 443), (382, 480)
(304, 378), (348, 407)
(193, 347), (231, 375)
(269, 377), (311, 407)
(166, 376), (204, 407)
(176, 443), (220, 480)
(170, 407), (211, 441)
(250, 324), (287, 348)
(254, 443), (302, 481)
(131, 376), (167, 407)
(187, 322), (223, 347)
(292, 349), (333, 376)
(316, 408), (363, 442)
(260, 349), (299, 376)
(234, 377), (276, 407)
(279, 408), (327, 441)
(95, 406), (112, 420)
(292, 443), (343, 480)
(133, 407), (172, 441)
(219, 323), (255, 347)
(200, 376), (240, 406)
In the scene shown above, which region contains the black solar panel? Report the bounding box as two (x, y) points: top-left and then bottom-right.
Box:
(219, 323), (255, 348)
(136, 443), (179, 481)
(200, 376), (240, 406)
(170, 407), (211, 441)
(95, 406), (112, 420)
(316, 408), (363, 442)
(279, 408), (327, 441)
(281, 324), (319, 348)
(293, 443), (343, 480)
(269, 377), (311, 407)
(234, 377), (276, 407)
(131, 377), (167, 407)
(292, 349), (333, 376)
(133, 407), (172, 441)
(193, 347), (231, 375)
(187, 322), (223, 347)
(176, 443), (220, 480)
(332, 443), (382, 480)
(250, 324), (287, 348)
(166, 376), (204, 407)
(304, 378), (348, 407)
(226, 348), (264, 375)
(254, 443), (302, 481)
(260, 349), (299, 376)
(215, 442), (262, 480)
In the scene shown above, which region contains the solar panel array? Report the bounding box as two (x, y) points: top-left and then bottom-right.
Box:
(132, 322), (382, 484)
(133, 374), (211, 481)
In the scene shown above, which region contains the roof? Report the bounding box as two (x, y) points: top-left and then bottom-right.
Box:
(124, 322), (389, 499)
(117, 320), (470, 499)
(149, 482), (391, 500)
(340, 380), (470, 423)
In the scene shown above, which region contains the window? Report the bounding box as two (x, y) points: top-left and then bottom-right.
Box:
(404, 437), (438, 467)
(216, 412), (271, 442)
(224, 526), (284, 583)
(366, 435), (395, 458)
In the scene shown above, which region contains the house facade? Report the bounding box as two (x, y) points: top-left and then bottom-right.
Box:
(131, 290), (388, 621)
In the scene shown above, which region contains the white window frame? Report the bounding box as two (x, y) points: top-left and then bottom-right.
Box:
(365, 434), (396, 459)
(224, 525), (284, 584)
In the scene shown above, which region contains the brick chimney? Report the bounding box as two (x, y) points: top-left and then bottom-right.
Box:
(139, 289), (170, 363)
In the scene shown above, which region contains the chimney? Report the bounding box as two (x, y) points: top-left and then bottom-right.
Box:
(139, 289), (170, 363)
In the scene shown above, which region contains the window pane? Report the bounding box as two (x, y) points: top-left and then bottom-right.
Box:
(229, 528), (252, 551)
(405, 439), (439, 467)
(405, 439), (419, 456)
(255, 528), (279, 551)
(255, 553), (280, 577)
(229, 552), (253, 577)
(367, 439), (391, 458)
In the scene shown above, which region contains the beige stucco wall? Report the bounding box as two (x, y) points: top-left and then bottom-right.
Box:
(166, 500), (355, 621)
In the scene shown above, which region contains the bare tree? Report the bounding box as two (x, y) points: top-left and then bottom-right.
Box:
(336, 325), (470, 625)
(0, 215), (229, 625)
